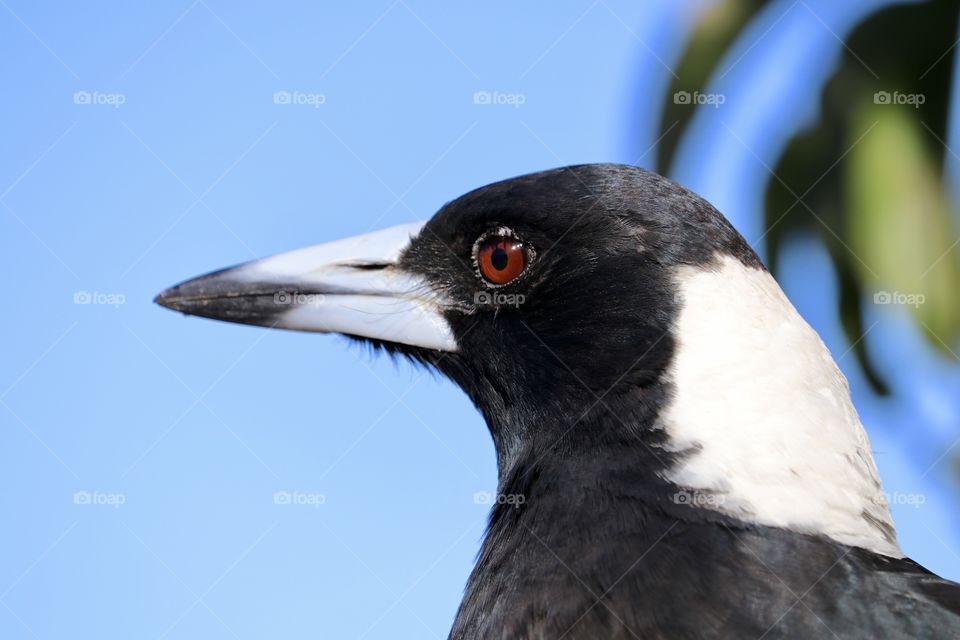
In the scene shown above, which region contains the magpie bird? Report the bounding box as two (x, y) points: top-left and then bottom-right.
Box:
(156, 164), (960, 639)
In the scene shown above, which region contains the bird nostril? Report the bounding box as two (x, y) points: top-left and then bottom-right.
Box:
(343, 261), (392, 271)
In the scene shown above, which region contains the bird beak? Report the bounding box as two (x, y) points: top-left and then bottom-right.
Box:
(154, 221), (457, 352)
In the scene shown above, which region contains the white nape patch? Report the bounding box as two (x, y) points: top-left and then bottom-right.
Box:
(660, 256), (902, 557)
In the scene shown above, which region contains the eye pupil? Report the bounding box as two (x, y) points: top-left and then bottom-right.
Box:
(491, 246), (509, 270)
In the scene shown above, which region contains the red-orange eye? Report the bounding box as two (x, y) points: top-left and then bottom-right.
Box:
(476, 234), (528, 285)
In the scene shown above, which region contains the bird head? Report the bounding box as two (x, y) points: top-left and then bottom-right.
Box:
(155, 165), (750, 425)
(156, 163), (900, 557)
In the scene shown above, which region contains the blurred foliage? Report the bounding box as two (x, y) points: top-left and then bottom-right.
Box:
(658, 0), (960, 393)
(657, 0), (766, 172)
(848, 103), (960, 345)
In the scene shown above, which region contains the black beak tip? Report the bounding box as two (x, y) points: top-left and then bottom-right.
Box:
(154, 286), (185, 312)
(152, 277), (276, 324)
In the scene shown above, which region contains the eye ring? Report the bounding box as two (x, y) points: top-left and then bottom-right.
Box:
(472, 227), (533, 287)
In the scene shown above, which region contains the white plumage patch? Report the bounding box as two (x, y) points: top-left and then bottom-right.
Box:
(660, 256), (902, 558)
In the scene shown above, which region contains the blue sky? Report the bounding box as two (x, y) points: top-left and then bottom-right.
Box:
(0, 2), (686, 638)
(2, 2), (958, 639)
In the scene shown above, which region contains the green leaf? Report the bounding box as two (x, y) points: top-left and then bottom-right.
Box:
(846, 101), (960, 349)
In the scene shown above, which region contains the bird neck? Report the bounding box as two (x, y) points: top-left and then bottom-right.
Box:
(477, 255), (902, 560)
(489, 390), (684, 520)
